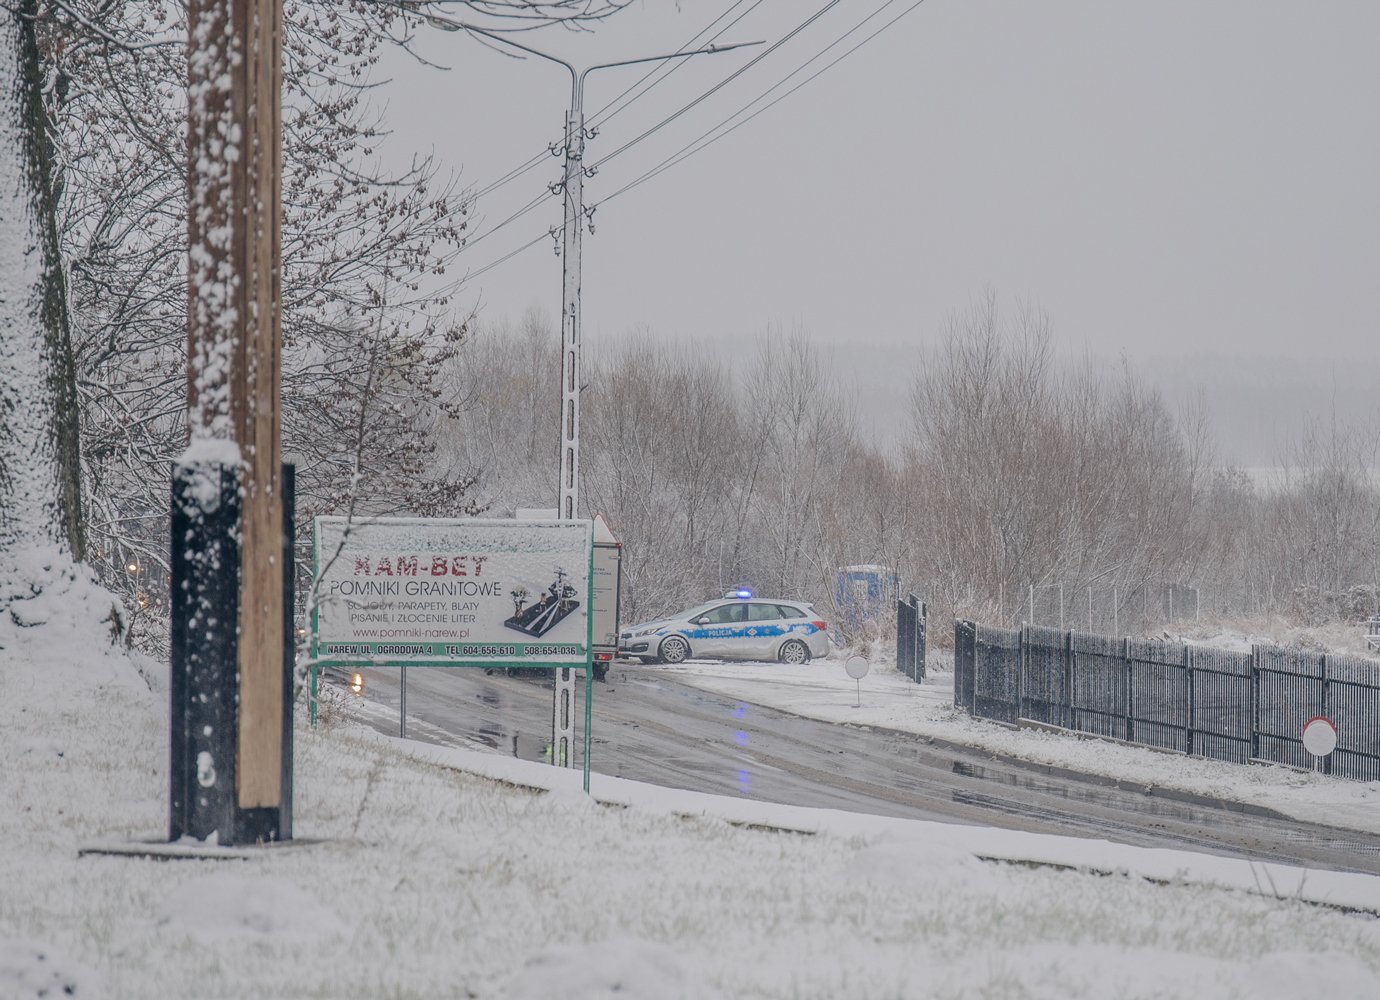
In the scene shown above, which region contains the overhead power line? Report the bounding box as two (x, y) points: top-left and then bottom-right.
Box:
(586, 0), (766, 130)
(599, 0), (929, 208)
(454, 187), (551, 257)
(460, 0), (929, 289)
(462, 230), (551, 284)
(587, 0), (845, 172)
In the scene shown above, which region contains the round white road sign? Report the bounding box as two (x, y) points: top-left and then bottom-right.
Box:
(844, 655), (870, 680)
(1301, 716), (1338, 757)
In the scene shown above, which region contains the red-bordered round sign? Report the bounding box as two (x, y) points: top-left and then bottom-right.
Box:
(1301, 716), (1338, 757)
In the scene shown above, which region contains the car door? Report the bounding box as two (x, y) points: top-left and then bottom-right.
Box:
(773, 603), (815, 654)
(689, 602), (747, 658)
(744, 603), (786, 659)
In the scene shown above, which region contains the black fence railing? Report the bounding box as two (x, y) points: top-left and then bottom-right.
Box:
(896, 595), (926, 682)
(953, 620), (1380, 782)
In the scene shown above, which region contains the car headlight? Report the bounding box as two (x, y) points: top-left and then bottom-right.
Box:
(635, 626), (661, 637)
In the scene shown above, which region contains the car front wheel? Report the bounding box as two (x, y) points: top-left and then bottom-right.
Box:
(778, 639), (809, 665)
(658, 635), (691, 664)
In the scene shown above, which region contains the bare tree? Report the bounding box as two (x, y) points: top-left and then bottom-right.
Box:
(740, 328), (855, 600)
(1260, 412), (1380, 622)
(904, 293), (1220, 632)
(580, 335), (744, 621)
(34, 0), (486, 626)
(0, 0), (85, 614)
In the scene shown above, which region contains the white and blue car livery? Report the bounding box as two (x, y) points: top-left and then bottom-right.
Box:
(618, 593), (830, 665)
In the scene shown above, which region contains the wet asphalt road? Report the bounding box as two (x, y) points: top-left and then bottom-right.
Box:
(332, 664), (1380, 876)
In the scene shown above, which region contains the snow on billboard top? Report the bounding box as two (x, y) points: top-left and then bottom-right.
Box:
(311, 516), (593, 667)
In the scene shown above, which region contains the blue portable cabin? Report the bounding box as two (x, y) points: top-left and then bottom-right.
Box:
(834, 565), (899, 638)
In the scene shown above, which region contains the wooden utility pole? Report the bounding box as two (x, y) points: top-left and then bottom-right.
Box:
(173, 0), (292, 845)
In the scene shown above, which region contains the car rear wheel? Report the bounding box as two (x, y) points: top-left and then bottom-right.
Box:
(778, 639), (809, 665)
(658, 635), (691, 664)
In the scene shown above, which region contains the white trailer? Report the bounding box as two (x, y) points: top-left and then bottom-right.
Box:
(590, 514), (623, 681)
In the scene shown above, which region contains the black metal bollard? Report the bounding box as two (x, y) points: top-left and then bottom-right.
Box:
(169, 462), (295, 845)
(169, 461), (241, 844)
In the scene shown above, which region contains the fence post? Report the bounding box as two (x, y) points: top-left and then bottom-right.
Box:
(895, 597), (909, 679)
(1019, 623), (1028, 720)
(1250, 644), (1261, 761)
(955, 620), (977, 713)
(1185, 643), (1195, 757)
(1321, 653), (1331, 776)
(1064, 629), (1075, 730)
(905, 593), (916, 678)
(951, 618), (960, 709)
(917, 600), (927, 682)
(1123, 636), (1133, 742)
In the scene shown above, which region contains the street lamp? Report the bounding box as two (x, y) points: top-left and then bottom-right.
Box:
(414, 7), (757, 519)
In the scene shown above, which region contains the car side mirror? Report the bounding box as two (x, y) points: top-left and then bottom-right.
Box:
(692, 616), (709, 625)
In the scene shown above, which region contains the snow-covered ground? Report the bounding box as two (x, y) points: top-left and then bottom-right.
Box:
(4, 580), (1379, 999)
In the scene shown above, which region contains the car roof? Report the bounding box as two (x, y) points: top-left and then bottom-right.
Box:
(675, 598), (813, 615)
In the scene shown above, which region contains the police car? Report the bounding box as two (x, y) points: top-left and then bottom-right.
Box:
(618, 590), (830, 665)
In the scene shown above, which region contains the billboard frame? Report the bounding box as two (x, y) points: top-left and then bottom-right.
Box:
(306, 515), (595, 790)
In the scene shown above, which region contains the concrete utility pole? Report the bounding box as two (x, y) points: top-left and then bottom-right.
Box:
(420, 14), (756, 522)
(175, 0), (293, 845)
(557, 93), (583, 522)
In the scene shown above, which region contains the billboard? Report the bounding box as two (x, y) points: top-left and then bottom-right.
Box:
(311, 516), (593, 668)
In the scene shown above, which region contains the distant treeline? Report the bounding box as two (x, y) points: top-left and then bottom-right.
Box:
(430, 297), (1380, 643)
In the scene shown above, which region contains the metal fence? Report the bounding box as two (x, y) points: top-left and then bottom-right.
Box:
(953, 620), (1380, 781)
(896, 594), (926, 682)
(1021, 582), (1199, 635)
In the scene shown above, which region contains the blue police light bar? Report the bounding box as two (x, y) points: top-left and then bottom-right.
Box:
(728, 587), (754, 599)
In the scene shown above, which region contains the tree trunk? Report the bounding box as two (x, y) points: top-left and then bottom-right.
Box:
(0, 0), (85, 572)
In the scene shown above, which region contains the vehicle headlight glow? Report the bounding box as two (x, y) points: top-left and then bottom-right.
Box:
(635, 627), (661, 637)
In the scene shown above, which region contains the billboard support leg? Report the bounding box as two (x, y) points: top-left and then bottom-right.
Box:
(583, 663), (593, 793)
(553, 666), (576, 767)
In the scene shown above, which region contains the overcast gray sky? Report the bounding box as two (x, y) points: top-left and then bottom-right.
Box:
(376, 1), (1378, 458)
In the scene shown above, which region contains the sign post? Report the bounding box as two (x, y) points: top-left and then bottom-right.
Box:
(845, 655), (870, 708)
(310, 516), (596, 789)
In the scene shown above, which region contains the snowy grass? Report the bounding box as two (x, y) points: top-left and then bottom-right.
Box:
(4, 588), (1380, 998)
